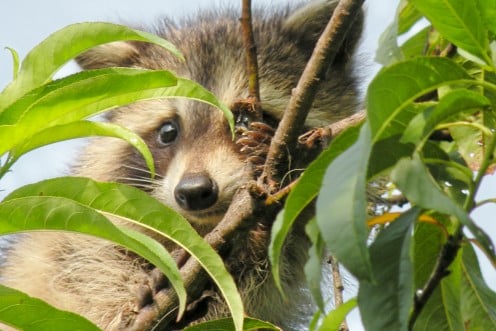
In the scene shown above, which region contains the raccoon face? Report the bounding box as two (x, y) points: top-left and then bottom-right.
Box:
(101, 97), (250, 226)
(149, 100), (250, 226)
(75, 1), (363, 227)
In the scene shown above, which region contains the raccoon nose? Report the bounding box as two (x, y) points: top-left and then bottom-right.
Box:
(174, 173), (218, 211)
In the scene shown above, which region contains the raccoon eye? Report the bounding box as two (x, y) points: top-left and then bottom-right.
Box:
(157, 121), (178, 145)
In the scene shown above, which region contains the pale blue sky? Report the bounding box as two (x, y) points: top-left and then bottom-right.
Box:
(0, 1), (494, 330)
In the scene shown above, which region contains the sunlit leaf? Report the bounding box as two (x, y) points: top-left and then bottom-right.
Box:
(402, 89), (490, 146)
(0, 22), (183, 109)
(0, 195), (186, 317)
(368, 57), (472, 141)
(5, 177), (244, 330)
(411, 0), (491, 64)
(0, 284), (100, 331)
(11, 121), (154, 175)
(4, 47), (20, 80)
(0, 68), (233, 156)
(317, 298), (357, 331)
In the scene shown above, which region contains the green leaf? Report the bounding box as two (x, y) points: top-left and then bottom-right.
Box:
(5, 47), (20, 80)
(5, 177), (244, 331)
(375, 15), (403, 66)
(317, 298), (357, 331)
(391, 154), (495, 260)
(460, 243), (496, 329)
(411, 0), (491, 65)
(316, 124), (372, 281)
(400, 26), (430, 59)
(397, 1), (423, 35)
(402, 89), (490, 146)
(0, 195), (186, 318)
(367, 57), (472, 141)
(0, 68), (233, 156)
(0, 22), (183, 109)
(358, 208), (417, 331)
(182, 317), (280, 331)
(269, 125), (360, 292)
(304, 218), (325, 310)
(11, 121), (154, 175)
(0, 284), (100, 331)
(477, 0), (496, 36)
(413, 247), (464, 331)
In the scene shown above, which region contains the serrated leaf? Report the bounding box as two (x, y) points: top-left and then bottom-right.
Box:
(11, 121), (154, 175)
(304, 218), (325, 310)
(358, 208), (417, 331)
(0, 195), (187, 317)
(0, 284), (100, 331)
(316, 124), (372, 281)
(269, 125), (360, 292)
(402, 89), (490, 146)
(460, 243), (496, 329)
(411, 0), (491, 65)
(182, 317), (280, 331)
(0, 22), (183, 109)
(367, 57), (472, 141)
(391, 154), (495, 260)
(4, 177), (243, 331)
(317, 298), (357, 331)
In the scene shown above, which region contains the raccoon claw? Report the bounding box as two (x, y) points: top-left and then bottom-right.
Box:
(236, 121), (275, 176)
(150, 267), (169, 294)
(136, 284), (154, 310)
(236, 122), (274, 157)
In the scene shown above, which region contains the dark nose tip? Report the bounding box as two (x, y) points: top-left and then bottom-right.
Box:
(174, 173), (218, 211)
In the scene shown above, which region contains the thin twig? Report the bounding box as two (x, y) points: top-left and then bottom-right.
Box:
(329, 256), (349, 331)
(240, 0), (262, 120)
(408, 230), (463, 330)
(261, 0), (364, 187)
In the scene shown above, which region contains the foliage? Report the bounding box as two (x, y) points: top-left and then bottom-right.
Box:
(1, 0), (496, 330)
(0, 23), (243, 331)
(271, 0), (496, 330)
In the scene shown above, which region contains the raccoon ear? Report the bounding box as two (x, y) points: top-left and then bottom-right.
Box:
(76, 41), (141, 69)
(283, 0), (363, 64)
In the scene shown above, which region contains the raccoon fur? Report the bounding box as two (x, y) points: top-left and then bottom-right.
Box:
(1, 1), (363, 330)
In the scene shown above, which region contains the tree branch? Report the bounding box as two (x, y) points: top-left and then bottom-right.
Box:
(261, 0), (364, 187)
(329, 255), (349, 331)
(240, 0), (262, 120)
(408, 230), (463, 330)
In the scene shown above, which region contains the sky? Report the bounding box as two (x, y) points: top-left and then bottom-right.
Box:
(0, 0), (495, 330)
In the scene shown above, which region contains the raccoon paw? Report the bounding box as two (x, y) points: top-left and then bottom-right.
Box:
(236, 122), (275, 175)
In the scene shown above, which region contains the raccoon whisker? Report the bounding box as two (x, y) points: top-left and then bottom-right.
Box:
(115, 177), (157, 186)
(121, 164), (163, 179)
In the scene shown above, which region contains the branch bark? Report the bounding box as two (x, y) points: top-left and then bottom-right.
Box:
(240, 0), (262, 121)
(261, 0), (364, 187)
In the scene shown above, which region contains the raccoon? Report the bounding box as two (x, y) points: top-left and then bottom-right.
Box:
(1, 1), (363, 330)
